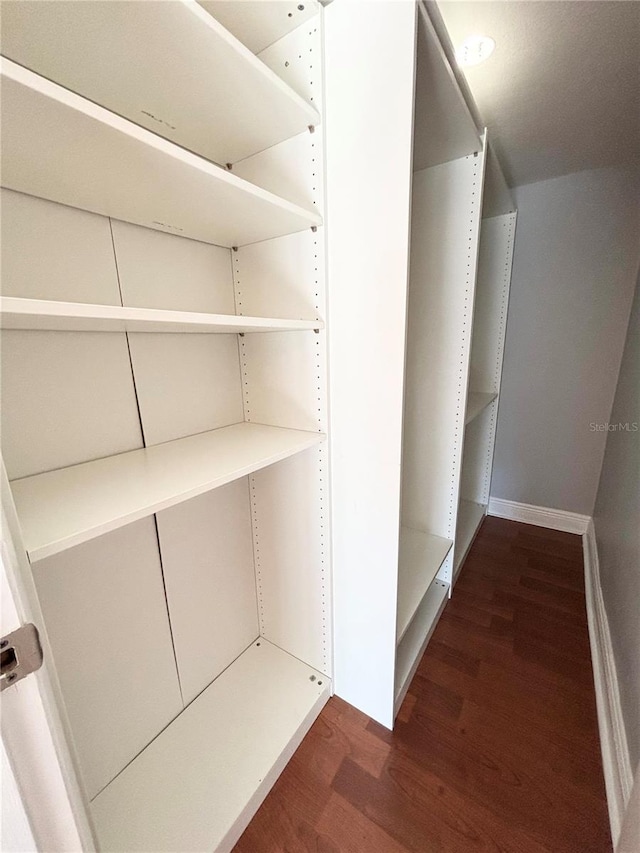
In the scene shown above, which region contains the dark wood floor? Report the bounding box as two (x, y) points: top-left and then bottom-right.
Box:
(234, 516), (611, 852)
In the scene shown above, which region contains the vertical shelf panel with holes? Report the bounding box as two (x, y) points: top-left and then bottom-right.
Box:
(455, 146), (517, 580)
(326, 0), (516, 727)
(0, 3), (331, 851)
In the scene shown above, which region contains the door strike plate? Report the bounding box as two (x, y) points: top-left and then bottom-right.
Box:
(1, 623), (43, 691)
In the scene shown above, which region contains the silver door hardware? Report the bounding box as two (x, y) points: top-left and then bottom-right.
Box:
(1, 624), (43, 691)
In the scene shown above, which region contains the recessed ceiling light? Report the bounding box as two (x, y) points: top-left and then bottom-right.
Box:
(456, 35), (495, 68)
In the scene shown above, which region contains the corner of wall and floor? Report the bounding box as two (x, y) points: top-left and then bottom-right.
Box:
(486, 498), (635, 847)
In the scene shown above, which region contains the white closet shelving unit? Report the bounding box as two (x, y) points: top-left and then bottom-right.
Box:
(1, 2), (329, 851)
(326, 0), (516, 728)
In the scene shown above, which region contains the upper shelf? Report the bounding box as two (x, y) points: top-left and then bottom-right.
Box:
(465, 392), (498, 425)
(0, 59), (322, 248)
(199, 1), (321, 54)
(10, 422), (325, 563)
(0, 298), (323, 335)
(0, 0), (319, 167)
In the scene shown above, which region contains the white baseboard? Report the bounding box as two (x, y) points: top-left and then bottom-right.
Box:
(583, 520), (633, 846)
(487, 497), (590, 534)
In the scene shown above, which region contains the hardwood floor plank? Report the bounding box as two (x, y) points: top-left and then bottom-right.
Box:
(234, 518), (611, 853)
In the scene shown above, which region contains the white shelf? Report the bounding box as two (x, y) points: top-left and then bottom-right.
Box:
(10, 423), (325, 563)
(0, 59), (322, 248)
(1, 0), (319, 167)
(454, 499), (486, 576)
(91, 639), (330, 853)
(0, 298), (323, 335)
(396, 527), (452, 643)
(200, 1), (321, 55)
(395, 577), (449, 714)
(465, 391), (498, 425)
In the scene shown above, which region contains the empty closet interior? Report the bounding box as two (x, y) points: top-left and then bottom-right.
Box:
(1, 2), (330, 851)
(327, 1), (516, 728)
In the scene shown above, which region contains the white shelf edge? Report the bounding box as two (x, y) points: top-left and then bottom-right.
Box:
(453, 499), (486, 579)
(0, 58), (322, 248)
(10, 423), (326, 562)
(394, 577), (449, 715)
(0, 298), (324, 335)
(465, 391), (498, 425)
(1, 0), (320, 168)
(396, 526), (452, 643)
(90, 639), (330, 853)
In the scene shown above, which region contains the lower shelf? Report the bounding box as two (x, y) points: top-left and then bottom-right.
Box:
(395, 576), (449, 716)
(454, 499), (486, 578)
(396, 526), (452, 642)
(91, 639), (330, 853)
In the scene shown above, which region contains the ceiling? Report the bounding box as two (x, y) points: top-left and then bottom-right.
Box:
(437, 1), (640, 187)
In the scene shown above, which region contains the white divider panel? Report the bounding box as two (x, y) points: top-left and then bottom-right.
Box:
(469, 213), (517, 393)
(325, 0), (416, 729)
(234, 17), (324, 212)
(110, 220), (235, 313)
(127, 334), (243, 447)
(0, 190), (121, 305)
(459, 407), (495, 506)
(1, 331), (143, 480)
(413, 3), (482, 172)
(401, 153), (485, 551)
(156, 480), (258, 705)
(201, 1), (321, 54)
(32, 518), (183, 800)
(250, 448), (329, 675)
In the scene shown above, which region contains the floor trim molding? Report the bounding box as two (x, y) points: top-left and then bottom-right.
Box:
(583, 519), (633, 846)
(487, 497), (590, 534)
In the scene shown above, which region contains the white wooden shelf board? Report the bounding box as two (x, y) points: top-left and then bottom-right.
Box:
(396, 527), (452, 643)
(465, 392), (497, 425)
(11, 423), (326, 562)
(0, 59), (322, 248)
(91, 639), (330, 853)
(0, 0), (319, 167)
(0, 298), (323, 335)
(454, 499), (486, 575)
(199, 1), (321, 55)
(395, 577), (449, 714)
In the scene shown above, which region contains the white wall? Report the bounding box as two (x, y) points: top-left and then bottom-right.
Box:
(491, 165), (640, 515)
(593, 272), (640, 772)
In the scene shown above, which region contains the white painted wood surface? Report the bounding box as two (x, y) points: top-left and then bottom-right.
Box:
(454, 498), (486, 576)
(201, 1), (321, 54)
(110, 219), (235, 314)
(1, 483), (92, 851)
(33, 519), (183, 799)
(0, 190), (121, 305)
(0, 298), (325, 334)
(127, 333), (244, 446)
(465, 391), (498, 425)
(251, 450), (330, 675)
(401, 154), (485, 546)
(325, 0), (417, 729)
(1, 331), (143, 481)
(0, 59), (321, 248)
(413, 3), (482, 171)
(481, 145), (516, 218)
(10, 423), (326, 562)
(460, 408), (495, 506)
(90, 640), (330, 853)
(1, 0), (318, 167)
(396, 527), (452, 643)
(395, 577), (449, 713)
(156, 482), (259, 705)
(468, 213), (517, 394)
